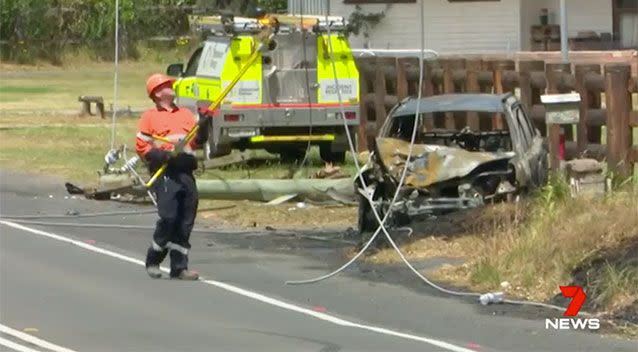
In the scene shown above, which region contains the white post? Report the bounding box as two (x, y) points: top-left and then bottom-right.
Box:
(560, 0), (568, 63)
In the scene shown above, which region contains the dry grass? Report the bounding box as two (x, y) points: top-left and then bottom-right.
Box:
(455, 190), (637, 304)
(0, 115), (138, 182)
(369, 182), (638, 316)
(0, 61), (166, 113)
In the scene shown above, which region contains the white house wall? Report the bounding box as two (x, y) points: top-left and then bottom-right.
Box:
(288, 0), (327, 16)
(327, 0), (521, 54)
(425, 0), (521, 54)
(518, 0), (613, 50)
(327, 2), (422, 49)
(295, 1), (614, 53)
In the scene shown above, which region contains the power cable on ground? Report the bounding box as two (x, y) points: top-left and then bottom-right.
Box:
(286, 0), (426, 285)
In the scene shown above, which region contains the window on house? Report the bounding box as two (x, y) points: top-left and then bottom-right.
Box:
(613, 0), (638, 48)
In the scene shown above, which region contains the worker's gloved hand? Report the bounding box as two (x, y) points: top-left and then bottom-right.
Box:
(145, 148), (171, 172)
(168, 152), (198, 172)
(195, 111), (211, 146)
(197, 106), (212, 117)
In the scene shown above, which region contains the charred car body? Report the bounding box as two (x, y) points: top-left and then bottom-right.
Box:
(356, 93), (548, 236)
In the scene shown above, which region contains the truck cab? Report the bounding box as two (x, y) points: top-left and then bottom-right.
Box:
(166, 15), (360, 163)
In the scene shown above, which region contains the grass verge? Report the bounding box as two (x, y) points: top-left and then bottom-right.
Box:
(369, 178), (638, 331)
(0, 116), (138, 181)
(0, 61), (168, 113)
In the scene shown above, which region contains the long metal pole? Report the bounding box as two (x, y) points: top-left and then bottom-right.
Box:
(560, 0), (568, 63)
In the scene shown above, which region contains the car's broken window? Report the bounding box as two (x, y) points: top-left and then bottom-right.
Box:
(387, 112), (512, 153)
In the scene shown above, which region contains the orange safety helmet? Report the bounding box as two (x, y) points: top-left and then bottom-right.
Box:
(145, 73), (175, 97)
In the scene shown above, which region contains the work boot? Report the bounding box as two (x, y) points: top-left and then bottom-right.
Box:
(146, 265), (162, 279)
(172, 269), (199, 281)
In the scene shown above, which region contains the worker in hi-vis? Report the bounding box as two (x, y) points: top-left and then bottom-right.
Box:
(135, 73), (210, 280)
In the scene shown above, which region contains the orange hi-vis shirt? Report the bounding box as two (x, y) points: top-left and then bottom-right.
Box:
(135, 105), (200, 158)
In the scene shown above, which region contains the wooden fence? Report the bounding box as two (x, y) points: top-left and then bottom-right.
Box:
(355, 57), (638, 177)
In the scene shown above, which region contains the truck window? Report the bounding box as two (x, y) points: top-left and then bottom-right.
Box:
(197, 41), (229, 78)
(184, 48), (203, 77)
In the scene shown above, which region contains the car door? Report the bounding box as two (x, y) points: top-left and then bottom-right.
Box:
(513, 102), (547, 188)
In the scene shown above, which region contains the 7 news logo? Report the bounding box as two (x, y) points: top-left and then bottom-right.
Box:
(545, 286), (600, 330)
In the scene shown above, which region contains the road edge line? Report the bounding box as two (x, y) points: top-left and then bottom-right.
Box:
(0, 336), (40, 352)
(1, 220), (473, 352)
(0, 324), (76, 352)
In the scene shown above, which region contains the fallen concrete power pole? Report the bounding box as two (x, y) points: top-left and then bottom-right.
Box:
(195, 178), (355, 203)
(68, 173), (356, 204)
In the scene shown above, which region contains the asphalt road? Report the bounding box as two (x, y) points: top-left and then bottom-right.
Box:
(0, 171), (636, 352)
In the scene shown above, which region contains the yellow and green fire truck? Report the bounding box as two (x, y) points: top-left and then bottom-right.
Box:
(166, 14), (360, 163)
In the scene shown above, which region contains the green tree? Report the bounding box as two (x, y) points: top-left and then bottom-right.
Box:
(0, 0), (288, 64)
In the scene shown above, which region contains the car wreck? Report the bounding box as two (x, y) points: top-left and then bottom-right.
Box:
(356, 93), (548, 237)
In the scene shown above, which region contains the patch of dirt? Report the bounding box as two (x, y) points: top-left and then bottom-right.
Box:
(198, 199), (357, 231)
(554, 236), (638, 324)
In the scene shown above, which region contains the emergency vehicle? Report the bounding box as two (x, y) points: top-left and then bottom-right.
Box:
(166, 13), (360, 163)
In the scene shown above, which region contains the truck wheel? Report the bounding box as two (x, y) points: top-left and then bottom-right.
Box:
(203, 120), (230, 160)
(319, 144), (346, 164)
(280, 147), (306, 164)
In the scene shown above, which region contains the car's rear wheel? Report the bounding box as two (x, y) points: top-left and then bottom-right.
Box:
(203, 120), (230, 160)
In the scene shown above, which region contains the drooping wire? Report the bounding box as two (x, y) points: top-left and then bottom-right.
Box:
(109, 0), (120, 150)
(286, 0), (427, 285)
(295, 0), (315, 172)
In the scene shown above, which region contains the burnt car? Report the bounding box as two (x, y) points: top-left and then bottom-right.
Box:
(356, 93), (548, 237)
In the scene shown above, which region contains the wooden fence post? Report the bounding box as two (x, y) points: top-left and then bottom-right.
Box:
(396, 57), (409, 101)
(518, 61), (545, 113)
(575, 64), (602, 154)
(466, 59), (482, 131)
(374, 57), (393, 135)
(491, 60), (515, 130)
(420, 60), (437, 131)
(605, 64), (632, 178)
(546, 63), (572, 171)
(441, 59), (456, 129)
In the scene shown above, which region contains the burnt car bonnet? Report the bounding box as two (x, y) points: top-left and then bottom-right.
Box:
(375, 137), (516, 188)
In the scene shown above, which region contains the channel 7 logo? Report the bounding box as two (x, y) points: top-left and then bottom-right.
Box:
(545, 286), (600, 330)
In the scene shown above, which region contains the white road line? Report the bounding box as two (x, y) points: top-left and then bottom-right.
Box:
(0, 336), (40, 352)
(0, 220), (474, 352)
(0, 325), (76, 352)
